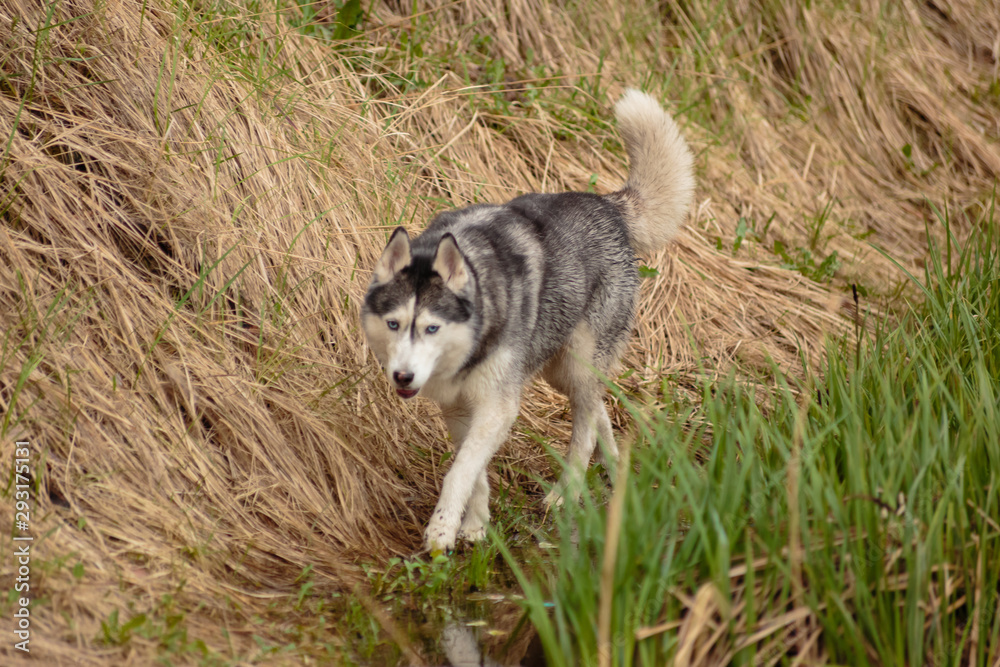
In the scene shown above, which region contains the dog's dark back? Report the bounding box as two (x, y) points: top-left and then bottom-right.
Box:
(407, 192), (639, 379)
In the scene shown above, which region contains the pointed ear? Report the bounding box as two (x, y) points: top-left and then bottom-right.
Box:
(372, 227), (411, 284)
(433, 233), (469, 292)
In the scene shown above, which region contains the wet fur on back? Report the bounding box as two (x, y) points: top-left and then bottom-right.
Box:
(362, 90), (695, 552)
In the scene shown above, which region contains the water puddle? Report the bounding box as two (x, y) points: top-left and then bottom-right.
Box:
(359, 588), (547, 666)
(413, 590), (545, 666)
(347, 528), (560, 664)
(434, 591), (546, 666)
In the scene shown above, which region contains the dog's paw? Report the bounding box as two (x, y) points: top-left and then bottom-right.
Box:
(457, 523), (487, 543)
(424, 510), (461, 553)
(457, 506), (489, 543)
(424, 528), (456, 554)
(543, 487), (565, 510)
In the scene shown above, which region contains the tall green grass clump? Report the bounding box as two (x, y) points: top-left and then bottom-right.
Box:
(505, 204), (1000, 666)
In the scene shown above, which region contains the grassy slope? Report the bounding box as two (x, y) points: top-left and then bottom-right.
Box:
(0, 0), (997, 664)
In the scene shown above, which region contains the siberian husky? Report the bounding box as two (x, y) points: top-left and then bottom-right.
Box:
(362, 89), (695, 552)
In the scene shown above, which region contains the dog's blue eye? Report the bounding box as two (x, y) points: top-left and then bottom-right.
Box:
(425, 325), (439, 334)
(387, 320), (399, 331)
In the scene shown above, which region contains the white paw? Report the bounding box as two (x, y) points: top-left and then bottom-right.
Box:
(424, 525), (457, 553)
(457, 521), (487, 543)
(543, 486), (565, 510)
(424, 509), (461, 553)
(457, 502), (489, 543)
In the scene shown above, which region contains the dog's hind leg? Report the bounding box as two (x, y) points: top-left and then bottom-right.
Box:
(442, 405), (490, 543)
(594, 400), (618, 465)
(542, 328), (618, 508)
(543, 375), (613, 508)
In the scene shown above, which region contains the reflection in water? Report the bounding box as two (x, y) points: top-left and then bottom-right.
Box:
(441, 623), (502, 667)
(437, 620), (547, 667)
(425, 590), (548, 667)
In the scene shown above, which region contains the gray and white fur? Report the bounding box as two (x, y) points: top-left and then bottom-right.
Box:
(362, 89), (695, 552)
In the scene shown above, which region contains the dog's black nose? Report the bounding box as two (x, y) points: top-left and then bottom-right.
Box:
(393, 371), (414, 387)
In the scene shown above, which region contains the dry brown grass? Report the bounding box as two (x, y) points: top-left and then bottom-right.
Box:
(0, 0), (997, 662)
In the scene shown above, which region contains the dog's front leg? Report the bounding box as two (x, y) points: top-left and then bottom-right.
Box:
(425, 396), (519, 553)
(442, 404), (490, 542)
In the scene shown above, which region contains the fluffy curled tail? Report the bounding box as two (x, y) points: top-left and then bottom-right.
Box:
(610, 89), (695, 255)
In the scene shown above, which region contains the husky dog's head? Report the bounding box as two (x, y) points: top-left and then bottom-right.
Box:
(361, 227), (477, 399)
